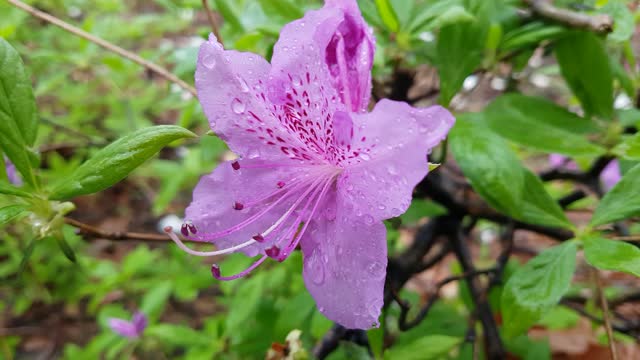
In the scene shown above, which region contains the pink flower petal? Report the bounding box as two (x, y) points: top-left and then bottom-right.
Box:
(338, 100), (455, 220)
(300, 191), (386, 329)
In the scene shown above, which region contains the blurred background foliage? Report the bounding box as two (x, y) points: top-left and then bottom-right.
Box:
(1, 0), (639, 359)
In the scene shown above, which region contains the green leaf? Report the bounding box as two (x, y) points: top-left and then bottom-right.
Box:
(374, 0), (400, 32)
(555, 31), (613, 119)
(501, 242), (577, 338)
(436, 18), (487, 105)
(449, 116), (524, 217)
(613, 133), (640, 160)
(590, 163), (640, 226)
(140, 282), (173, 321)
(49, 125), (196, 200)
(0, 204), (28, 226)
(485, 94), (605, 156)
(601, 0), (634, 43)
(0, 39), (38, 186)
(583, 236), (640, 277)
(408, 0), (466, 33)
(367, 325), (384, 360)
(54, 235), (77, 263)
(214, 0), (244, 32)
(145, 324), (210, 347)
(400, 199), (448, 224)
(500, 22), (565, 53)
(257, 0), (303, 21)
(518, 169), (572, 229)
(0, 181), (33, 198)
(383, 335), (461, 360)
(18, 238), (37, 275)
(0, 38), (38, 146)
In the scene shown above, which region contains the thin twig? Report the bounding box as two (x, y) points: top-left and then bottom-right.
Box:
(7, 0), (198, 97)
(525, 0), (613, 33)
(611, 235), (640, 242)
(64, 217), (193, 243)
(593, 268), (619, 360)
(201, 0), (224, 45)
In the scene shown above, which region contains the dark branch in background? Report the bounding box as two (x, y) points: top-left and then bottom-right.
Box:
(449, 219), (505, 359)
(201, 0), (224, 45)
(524, 0), (613, 33)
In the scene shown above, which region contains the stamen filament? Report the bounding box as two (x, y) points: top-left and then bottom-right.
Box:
(335, 32), (353, 111)
(278, 175), (334, 260)
(164, 226), (256, 257)
(211, 255), (267, 281)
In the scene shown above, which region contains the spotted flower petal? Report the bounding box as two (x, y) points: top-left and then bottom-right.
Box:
(301, 192), (386, 329)
(185, 160), (313, 257)
(338, 100), (455, 221)
(271, 0), (374, 113)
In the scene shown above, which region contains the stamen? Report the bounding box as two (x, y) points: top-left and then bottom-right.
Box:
(231, 161), (241, 170)
(188, 176), (325, 242)
(211, 255), (267, 281)
(265, 246), (280, 258)
(233, 202), (244, 210)
(164, 226), (256, 257)
(187, 223), (198, 234)
(252, 234), (264, 242)
(180, 224), (190, 237)
(277, 181), (285, 188)
(278, 175), (334, 261)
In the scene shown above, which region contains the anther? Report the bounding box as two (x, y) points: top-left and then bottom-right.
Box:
(277, 181), (285, 188)
(180, 224), (190, 237)
(233, 202), (244, 210)
(252, 234), (265, 242)
(187, 223), (198, 235)
(265, 246), (280, 258)
(231, 161), (240, 170)
(211, 264), (221, 279)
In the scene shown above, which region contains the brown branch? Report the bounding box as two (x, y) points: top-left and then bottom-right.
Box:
(525, 0), (613, 33)
(64, 217), (193, 243)
(7, 0), (198, 97)
(201, 0), (224, 45)
(593, 268), (619, 360)
(393, 268), (496, 331)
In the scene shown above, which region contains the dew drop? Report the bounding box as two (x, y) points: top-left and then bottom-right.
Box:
(236, 75), (249, 92)
(364, 214), (374, 225)
(231, 98), (245, 114)
(308, 250), (325, 285)
(387, 165), (397, 175)
(367, 261), (385, 278)
(292, 75), (303, 88)
(202, 53), (216, 69)
(359, 153), (371, 161)
(377, 204), (386, 210)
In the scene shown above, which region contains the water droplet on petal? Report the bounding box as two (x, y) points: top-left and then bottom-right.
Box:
(231, 98), (245, 114)
(359, 153), (371, 161)
(364, 215), (374, 225)
(236, 75), (249, 92)
(307, 250), (325, 285)
(292, 75), (303, 88)
(202, 53), (216, 69)
(367, 261), (386, 279)
(377, 204), (386, 210)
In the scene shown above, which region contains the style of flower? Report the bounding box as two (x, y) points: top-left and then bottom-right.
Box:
(4, 156), (21, 185)
(165, 0), (454, 329)
(108, 311), (147, 339)
(549, 154), (620, 191)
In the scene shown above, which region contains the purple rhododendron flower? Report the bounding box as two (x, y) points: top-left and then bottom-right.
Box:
(549, 154), (620, 191)
(165, 0), (454, 329)
(600, 160), (621, 191)
(4, 156), (21, 185)
(108, 311), (147, 339)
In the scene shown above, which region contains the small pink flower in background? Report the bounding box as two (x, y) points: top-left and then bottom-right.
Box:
(108, 311), (147, 339)
(165, 0), (454, 329)
(4, 156), (21, 185)
(548, 154), (577, 171)
(549, 154), (620, 191)
(600, 160), (621, 191)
